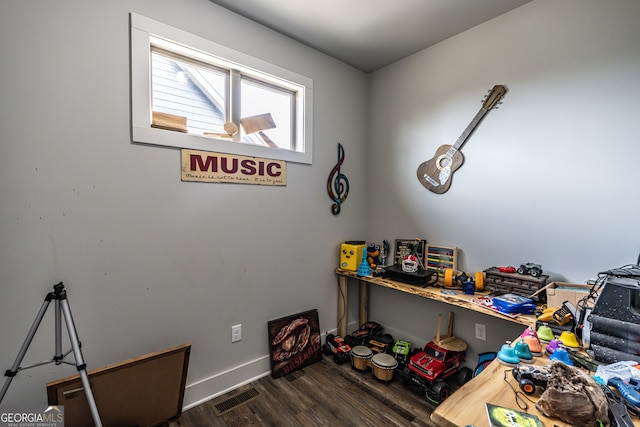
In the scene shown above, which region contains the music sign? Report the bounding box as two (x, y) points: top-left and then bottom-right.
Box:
(181, 149), (286, 186)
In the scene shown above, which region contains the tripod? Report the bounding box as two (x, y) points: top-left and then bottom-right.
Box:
(0, 282), (103, 427)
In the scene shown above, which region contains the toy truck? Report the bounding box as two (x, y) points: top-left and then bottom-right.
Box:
(344, 321), (383, 347)
(392, 339), (413, 367)
(322, 334), (352, 365)
(512, 365), (549, 395)
(517, 263), (543, 277)
(400, 340), (472, 403)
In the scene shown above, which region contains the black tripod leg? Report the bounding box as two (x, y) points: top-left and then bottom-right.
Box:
(0, 294), (53, 404)
(59, 298), (103, 427)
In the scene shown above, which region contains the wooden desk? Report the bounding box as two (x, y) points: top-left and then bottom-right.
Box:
(335, 268), (536, 337)
(432, 352), (640, 427)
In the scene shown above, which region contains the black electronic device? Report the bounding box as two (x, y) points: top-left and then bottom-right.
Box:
(383, 265), (438, 287)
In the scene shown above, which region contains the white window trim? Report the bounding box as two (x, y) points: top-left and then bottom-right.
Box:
(130, 13), (313, 164)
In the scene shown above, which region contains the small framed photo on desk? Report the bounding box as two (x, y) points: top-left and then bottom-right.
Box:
(393, 239), (426, 267)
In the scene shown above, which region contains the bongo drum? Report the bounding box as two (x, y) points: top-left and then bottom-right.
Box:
(350, 345), (372, 372)
(370, 353), (397, 382)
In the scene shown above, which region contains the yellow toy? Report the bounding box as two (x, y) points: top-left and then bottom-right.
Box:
(340, 242), (365, 271)
(443, 268), (485, 290)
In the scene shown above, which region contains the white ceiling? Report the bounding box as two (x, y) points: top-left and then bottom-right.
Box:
(208, 0), (532, 73)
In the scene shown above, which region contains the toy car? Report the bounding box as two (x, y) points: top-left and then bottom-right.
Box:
(401, 340), (473, 403)
(392, 339), (413, 365)
(322, 334), (352, 365)
(512, 365), (549, 395)
(498, 266), (516, 273)
(344, 321), (383, 347)
(517, 263), (543, 277)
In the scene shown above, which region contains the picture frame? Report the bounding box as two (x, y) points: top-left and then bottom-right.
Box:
(393, 239), (427, 267)
(268, 309), (322, 378)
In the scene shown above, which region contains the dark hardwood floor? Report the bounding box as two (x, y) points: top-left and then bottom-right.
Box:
(170, 354), (439, 426)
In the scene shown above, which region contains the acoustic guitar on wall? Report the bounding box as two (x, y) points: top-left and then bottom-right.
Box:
(417, 84), (507, 194)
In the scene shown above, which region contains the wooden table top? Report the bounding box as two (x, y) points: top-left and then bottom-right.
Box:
(432, 352), (640, 427)
(335, 268), (537, 328)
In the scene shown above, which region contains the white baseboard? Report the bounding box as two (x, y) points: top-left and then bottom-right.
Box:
(182, 355), (271, 410)
(181, 324), (358, 411)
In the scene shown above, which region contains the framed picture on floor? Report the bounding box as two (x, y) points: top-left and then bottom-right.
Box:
(268, 309), (322, 378)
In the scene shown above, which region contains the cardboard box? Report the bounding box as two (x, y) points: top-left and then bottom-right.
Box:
(546, 282), (597, 308)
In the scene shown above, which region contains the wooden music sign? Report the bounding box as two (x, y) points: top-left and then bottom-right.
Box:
(417, 84), (507, 194)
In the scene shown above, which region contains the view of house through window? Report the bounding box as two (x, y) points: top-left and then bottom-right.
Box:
(131, 13), (313, 164)
(152, 50), (227, 135)
(151, 44), (296, 150)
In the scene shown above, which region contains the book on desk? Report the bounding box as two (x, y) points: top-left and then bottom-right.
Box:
(486, 402), (543, 427)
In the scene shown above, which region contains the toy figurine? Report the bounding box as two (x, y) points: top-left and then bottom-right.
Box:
(367, 243), (381, 270)
(380, 240), (390, 267)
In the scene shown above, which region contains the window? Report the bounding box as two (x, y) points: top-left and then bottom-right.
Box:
(130, 13), (313, 164)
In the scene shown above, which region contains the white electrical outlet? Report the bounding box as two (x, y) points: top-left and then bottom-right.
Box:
(231, 324), (242, 342)
(475, 323), (486, 341)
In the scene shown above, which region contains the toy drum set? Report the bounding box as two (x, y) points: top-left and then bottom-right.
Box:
(350, 346), (398, 383)
(370, 353), (398, 382)
(350, 345), (373, 371)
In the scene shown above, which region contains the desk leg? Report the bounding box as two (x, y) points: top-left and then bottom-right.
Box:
(359, 280), (368, 327)
(337, 275), (348, 337)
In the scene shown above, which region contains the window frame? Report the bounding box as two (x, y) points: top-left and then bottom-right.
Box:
(130, 13), (313, 164)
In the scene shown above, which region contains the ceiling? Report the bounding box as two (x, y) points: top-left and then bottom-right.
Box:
(208, 0), (532, 73)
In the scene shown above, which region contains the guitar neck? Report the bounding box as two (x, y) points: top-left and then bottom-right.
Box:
(449, 108), (490, 154)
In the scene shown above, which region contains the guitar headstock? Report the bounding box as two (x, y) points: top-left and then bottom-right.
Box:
(482, 84), (507, 110)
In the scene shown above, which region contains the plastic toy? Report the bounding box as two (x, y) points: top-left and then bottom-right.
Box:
(498, 266), (516, 273)
(473, 352), (497, 377)
(549, 346), (573, 365)
(344, 321), (383, 348)
(366, 243), (382, 270)
(512, 365), (550, 395)
(380, 240), (390, 267)
(514, 340), (533, 363)
(443, 268), (484, 290)
(356, 248), (372, 277)
(401, 313), (472, 403)
(392, 339), (413, 365)
(521, 335), (542, 357)
(402, 254), (421, 273)
(340, 241), (365, 271)
(517, 262), (543, 277)
(608, 377), (640, 410)
(322, 334), (352, 365)
(367, 333), (395, 354)
(545, 339), (562, 355)
(536, 324), (554, 342)
(558, 330), (580, 348)
(497, 342), (520, 366)
(403, 340), (472, 402)
(519, 327), (542, 353)
(537, 305), (574, 326)
(599, 383), (637, 426)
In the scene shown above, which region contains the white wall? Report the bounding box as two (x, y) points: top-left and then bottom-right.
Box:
(367, 0), (640, 361)
(3, 0), (640, 413)
(0, 0), (369, 408)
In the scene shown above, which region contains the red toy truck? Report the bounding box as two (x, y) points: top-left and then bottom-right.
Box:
(402, 340), (472, 403)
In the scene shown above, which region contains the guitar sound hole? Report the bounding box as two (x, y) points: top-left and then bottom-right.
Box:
(437, 155), (451, 170)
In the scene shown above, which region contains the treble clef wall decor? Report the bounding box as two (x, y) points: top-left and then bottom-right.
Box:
(327, 143), (350, 215)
